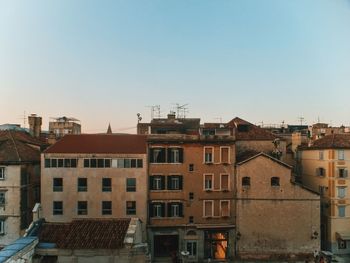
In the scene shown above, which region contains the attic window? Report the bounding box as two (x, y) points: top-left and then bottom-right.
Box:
(271, 177), (280, 187)
(237, 124), (249, 132)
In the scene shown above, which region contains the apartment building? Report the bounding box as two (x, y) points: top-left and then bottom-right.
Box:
(297, 134), (350, 254)
(41, 134), (148, 237)
(236, 152), (320, 260)
(48, 116), (81, 143)
(147, 134), (235, 262)
(0, 130), (45, 247)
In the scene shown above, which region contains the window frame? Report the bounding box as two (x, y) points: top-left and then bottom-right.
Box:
(338, 150), (345, 160)
(102, 178), (112, 192)
(126, 178), (136, 192)
(53, 178), (63, 192)
(220, 200), (230, 217)
(0, 191), (5, 206)
(271, 177), (280, 187)
(203, 174), (214, 191)
(220, 174), (229, 191)
(0, 167), (5, 180)
(220, 146), (230, 164)
(77, 178), (88, 192)
(203, 200), (214, 217)
(203, 147), (214, 164)
(53, 201), (63, 215)
(77, 201), (88, 215)
(102, 201), (112, 215)
(338, 206), (346, 217)
(337, 187), (347, 199)
(0, 219), (5, 235)
(126, 201), (136, 215)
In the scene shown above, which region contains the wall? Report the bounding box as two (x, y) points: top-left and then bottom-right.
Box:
(236, 155), (320, 259)
(236, 140), (287, 162)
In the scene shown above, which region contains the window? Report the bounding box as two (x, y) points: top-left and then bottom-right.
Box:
(338, 150), (345, 160)
(204, 174), (213, 190)
(168, 203), (183, 217)
(111, 158), (143, 168)
(338, 206), (346, 217)
(53, 178), (63, 192)
(150, 203), (165, 218)
(90, 158), (97, 168)
(316, 167), (326, 177)
(150, 176), (165, 190)
(338, 168), (348, 178)
(338, 187), (347, 199)
(102, 178), (112, 192)
(45, 159), (77, 168)
(0, 192), (5, 205)
(186, 241), (197, 257)
(338, 239), (347, 249)
(150, 148), (166, 163)
(57, 159), (64, 167)
(126, 178), (136, 192)
(204, 147), (213, 163)
(271, 177), (280, 187)
(220, 147), (229, 164)
(319, 151), (324, 160)
(189, 216), (194, 224)
(53, 201), (63, 215)
(220, 200), (230, 217)
(0, 167), (5, 180)
(169, 148), (180, 163)
(84, 159), (90, 167)
(77, 201), (88, 215)
(77, 178), (87, 192)
(0, 220), (5, 235)
(189, 164), (194, 172)
(44, 159), (50, 168)
(189, 192), (194, 200)
(51, 159), (57, 167)
(168, 176), (183, 190)
(221, 174), (229, 191)
(242, 177), (251, 187)
(204, 200), (213, 217)
(126, 201), (136, 215)
(102, 201), (112, 215)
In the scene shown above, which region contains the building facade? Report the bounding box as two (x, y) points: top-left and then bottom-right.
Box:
(298, 134), (350, 254)
(236, 152), (320, 260)
(48, 116), (81, 140)
(0, 130), (44, 247)
(147, 134), (235, 262)
(41, 134), (148, 238)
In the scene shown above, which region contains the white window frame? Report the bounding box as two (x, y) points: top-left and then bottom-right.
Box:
(220, 200), (230, 217)
(170, 176), (180, 190)
(338, 168), (348, 178)
(203, 174), (213, 191)
(220, 174), (230, 191)
(203, 200), (214, 217)
(154, 204), (162, 217)
(338, 206), (346, 217)
(186, 240), (197, 257)
(319, 151), (324, 160)
(220, 146), (230, 164)
(0, 167), (5, 180)
(171, 204), (180, 217)
(170, 148), (180, 163)
(337, 187), (347, 199)
(153, 177), (162, 190)
(203, 147), (214, 164)
(338, 150), (345, 160)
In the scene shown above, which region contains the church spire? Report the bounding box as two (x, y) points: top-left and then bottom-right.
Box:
(107, 123), (112, 134)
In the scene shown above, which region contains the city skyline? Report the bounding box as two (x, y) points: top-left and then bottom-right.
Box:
(1, 0), (350, 132)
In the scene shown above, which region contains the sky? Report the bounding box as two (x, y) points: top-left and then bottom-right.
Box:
(1, 0), (350, 133)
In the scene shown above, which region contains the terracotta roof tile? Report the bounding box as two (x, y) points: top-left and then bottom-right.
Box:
(301, 134), (350, 150)
(228, 117), (278, 141)
(44, 134), (147, 154)
(0, 130), (44, 163)
(38, 219), (131, 249)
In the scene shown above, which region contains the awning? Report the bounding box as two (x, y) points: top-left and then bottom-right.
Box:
(336, 232), (350, 240)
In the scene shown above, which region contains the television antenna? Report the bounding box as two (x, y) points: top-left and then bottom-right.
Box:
(18, 111), (26, 128)
(173, 103), (189, 119)
(146, 105), (161, 120)
(297, 116), (305, 126)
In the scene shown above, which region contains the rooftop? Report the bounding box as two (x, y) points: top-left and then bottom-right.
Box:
(300, 134), (350, 150)
(44, 134), (147, 154)
(38, 219), (131, 249)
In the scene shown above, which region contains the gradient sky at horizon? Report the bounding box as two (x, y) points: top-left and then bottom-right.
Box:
(1, 0), (350, 133)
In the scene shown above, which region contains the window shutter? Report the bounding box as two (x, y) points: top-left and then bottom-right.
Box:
(167, 203), (172, 217)
(160, 149), (166, 163)
(161, 203), (166, 217)
(161, 176), (166, 190)
(179, 203), (184, 217)
(167, 176), (172, 190)
(179, 176), (183, 190)
(149, 149), (154, 163)
(149, 177), (154, 190)
(345, 170), (348, 178)
(179, 148), (184, 163)
(149, 203), (154, 218)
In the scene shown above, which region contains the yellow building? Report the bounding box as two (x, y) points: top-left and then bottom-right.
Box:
(298, 134), (350, 254)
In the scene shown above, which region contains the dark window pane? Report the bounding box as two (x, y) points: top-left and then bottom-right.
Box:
(84, 159), (90, 168)
(51, 159), (57, 168)
(90, 159), (97, 168)
(45, 159), (51, 168)
(105, 159), (111, 168)
(131, 159), (137, 168)
(64, 159), (71, 168)
(71, 159), (77, 168)
(97, 159), (104, 168)
(58, 159), (64, 167)
(102, 178), (112, 192)
(102, 201), (112, 215)
(126, 178), (136, 192)
(137, 159), (143, 168)
(53, 201), (63, 215)
(78, 178), (87, 192)
(53, 178), (63, 192)
(77, 201), (88, 215)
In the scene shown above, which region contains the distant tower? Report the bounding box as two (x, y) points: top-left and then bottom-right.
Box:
(28, 114), (42, 138)
(107, 123), (112, 134)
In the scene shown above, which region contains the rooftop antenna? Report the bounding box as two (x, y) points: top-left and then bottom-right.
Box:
(18, 111), (26, 128)
(174, 103), (189, 119)
(297, 116), (305, 126)
(146, 105), (161, 120)
(214, 117), (223, 123)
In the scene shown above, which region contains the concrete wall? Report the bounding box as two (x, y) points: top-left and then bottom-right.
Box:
(236, 155), (320, 259)
(41, 153), (148, 238)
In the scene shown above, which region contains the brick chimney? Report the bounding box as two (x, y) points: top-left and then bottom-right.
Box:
(28, 114), (42, 138)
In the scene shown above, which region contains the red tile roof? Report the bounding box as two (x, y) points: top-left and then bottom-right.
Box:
(0, 130), (44, 163)
(301, 134), (350, 150)
(38, 219), (131, 249)
(228, 117), (278, 141)
(44, 134), (147, 154)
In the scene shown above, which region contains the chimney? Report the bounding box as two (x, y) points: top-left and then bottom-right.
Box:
(28, 114), (42, 138)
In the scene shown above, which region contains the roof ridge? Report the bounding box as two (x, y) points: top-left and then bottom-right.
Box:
(8, 130), (21, 161)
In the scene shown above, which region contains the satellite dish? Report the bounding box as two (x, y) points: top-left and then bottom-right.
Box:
(181, 251), (190, 256)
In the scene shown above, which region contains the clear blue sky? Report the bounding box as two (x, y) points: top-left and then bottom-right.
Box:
(1, 0), (350, 133)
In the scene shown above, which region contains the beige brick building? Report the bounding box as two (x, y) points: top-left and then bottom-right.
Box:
(298, 134), (350, 254)
(41, 134), (148, 238)
(236, 152), (320, 260)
